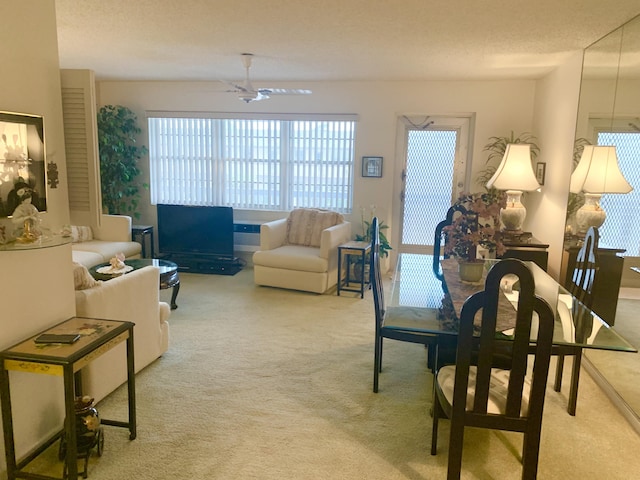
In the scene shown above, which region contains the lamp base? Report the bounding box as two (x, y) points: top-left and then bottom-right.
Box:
(576, 193), (605, 234)
(500, 190), (526, 231)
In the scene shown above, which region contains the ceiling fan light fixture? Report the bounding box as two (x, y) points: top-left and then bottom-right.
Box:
(221, 54), (312, 103)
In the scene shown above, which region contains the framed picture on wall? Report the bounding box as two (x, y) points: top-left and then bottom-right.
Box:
(362, 156), (383, 178)
(536, 162), (546, 185)
(0, 111), (47, 218)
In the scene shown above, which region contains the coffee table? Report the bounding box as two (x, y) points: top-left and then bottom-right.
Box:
(90, 258), (180, 310)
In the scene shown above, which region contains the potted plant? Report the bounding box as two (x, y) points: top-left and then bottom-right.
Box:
(353, 206), (392, 277)
(476, 131), (540, 192)
(97, 105), (148, 219)
(443, 192), (506, 281)
(355, 213), (391, 258)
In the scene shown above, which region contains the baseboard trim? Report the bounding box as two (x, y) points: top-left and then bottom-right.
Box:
(583, 355), (640, 436)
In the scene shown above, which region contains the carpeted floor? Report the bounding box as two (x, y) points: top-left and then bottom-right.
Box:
(583, 294), (640, 423)
(26, 268), (640, 479)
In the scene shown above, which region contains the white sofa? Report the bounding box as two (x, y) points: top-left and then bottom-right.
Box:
(71, 214), (142, 268)
(75, 265), (171, 403)
(253, 208), (351, 294)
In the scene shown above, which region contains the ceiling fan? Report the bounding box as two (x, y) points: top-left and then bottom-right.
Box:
(222, 53), (312, 103)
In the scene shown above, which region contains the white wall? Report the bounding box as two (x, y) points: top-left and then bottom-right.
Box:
(0, 0), (74, 475)
(96, 79), (539, 263)
(531, 52), (583, 278)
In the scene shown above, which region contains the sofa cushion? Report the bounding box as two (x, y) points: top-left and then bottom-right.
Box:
(72, 262), (100, 290)
(253, 245), (328, 273)
(73, 240), (141, 259)
(285, 208), (344, 247)
(71, 225), (94, 242)
(72, 250), (105, 269)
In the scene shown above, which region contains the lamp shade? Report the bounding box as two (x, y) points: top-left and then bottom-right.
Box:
(569, 145), (633, 194)
(485, 144), (540, 191)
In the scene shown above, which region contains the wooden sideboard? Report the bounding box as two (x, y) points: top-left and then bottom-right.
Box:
(501, 235), (550, 271)
(560, 243), (625, 326)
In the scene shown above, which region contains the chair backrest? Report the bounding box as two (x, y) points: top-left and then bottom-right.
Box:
(433, 206), (455, 281)
(569, 227), (599, 309)
(452, 259), (555, 422)
(370, 217), (385, 331)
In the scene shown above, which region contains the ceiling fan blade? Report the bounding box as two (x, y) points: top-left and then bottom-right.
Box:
(258, 88), (312, 95)
(220, 54), (312, 102)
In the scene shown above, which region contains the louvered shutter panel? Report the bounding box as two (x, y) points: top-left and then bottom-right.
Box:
(60, 69), (102, 227)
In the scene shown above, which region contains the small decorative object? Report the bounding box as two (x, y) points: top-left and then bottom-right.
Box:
(47, 161), (59, 188)
(97, 252), (133, 274)
(442, 192), (505, 282)
(10, 181), (42, 243)
(59, 395), (104, 476)
(110, 252), (126, 270)
(362, 156), (383, 177)
(74, 396), (101, 452)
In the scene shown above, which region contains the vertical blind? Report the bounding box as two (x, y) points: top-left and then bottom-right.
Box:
(147, 114), (356, 213)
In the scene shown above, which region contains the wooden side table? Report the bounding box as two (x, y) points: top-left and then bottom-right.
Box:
(132, 225), (154, 258)
(0, 317), (136, 480)
(337, 241), (372, 298)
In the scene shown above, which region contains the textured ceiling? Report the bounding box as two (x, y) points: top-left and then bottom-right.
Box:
(54, 0), (640, 83)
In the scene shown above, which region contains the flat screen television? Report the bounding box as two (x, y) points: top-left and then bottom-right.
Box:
(157, 204), (235, 259)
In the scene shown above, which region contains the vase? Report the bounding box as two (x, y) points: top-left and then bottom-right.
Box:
(458, 260), (484, 283)
(59, 395), (102, 460)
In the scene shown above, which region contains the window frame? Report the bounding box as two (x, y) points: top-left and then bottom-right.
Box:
(146, 111), (358, 213)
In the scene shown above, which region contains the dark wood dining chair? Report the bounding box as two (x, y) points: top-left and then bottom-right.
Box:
(433, 206), (455, 282)
(553, 227), (600, 407)
(431, 259), (555, 480)
(371, 217), (440, 393)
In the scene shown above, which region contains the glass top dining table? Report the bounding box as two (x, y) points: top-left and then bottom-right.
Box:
(388, 253), (637, 353)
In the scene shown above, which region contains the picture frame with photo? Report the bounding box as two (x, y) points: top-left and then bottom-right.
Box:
(0, 111), (47, 218)
(362, 156), (383, 178)
(535, 162), (546, 185)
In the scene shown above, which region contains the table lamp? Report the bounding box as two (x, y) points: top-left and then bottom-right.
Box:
(570, 145), (632, 234)
(485, 143), (540, 232)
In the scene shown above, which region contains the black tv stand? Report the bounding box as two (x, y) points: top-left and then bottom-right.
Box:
(161, 253), (243, 276)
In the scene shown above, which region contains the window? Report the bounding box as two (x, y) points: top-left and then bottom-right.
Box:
(596, 130), (640, 256)
(147, 113), (356, 213)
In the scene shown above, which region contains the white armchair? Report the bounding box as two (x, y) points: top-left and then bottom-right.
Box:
(253, 208), (351, 294)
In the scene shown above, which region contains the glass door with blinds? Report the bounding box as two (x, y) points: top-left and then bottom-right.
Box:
(397, 116), (471, 255)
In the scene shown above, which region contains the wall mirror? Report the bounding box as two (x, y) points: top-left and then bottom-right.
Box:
(570, 13), (640, 429)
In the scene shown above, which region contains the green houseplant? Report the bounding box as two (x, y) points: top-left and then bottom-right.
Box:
(355, 207), (392, 258)
(97, 105), (148, 219)
(476, 131), (540, 191)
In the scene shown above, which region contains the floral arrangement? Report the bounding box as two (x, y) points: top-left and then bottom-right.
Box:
(442, 192), (506, 261)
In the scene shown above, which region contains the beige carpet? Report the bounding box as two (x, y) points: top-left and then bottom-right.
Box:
(583, 296), (640, 422)
(26, 269), (640, 479)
